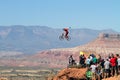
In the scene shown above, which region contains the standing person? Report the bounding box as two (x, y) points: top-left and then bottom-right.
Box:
(79, 54), (86, 67)
(115, 54), (119, 75)
(97, 54), (102, 63)
(100, 59), (105, 78)
(95, 67), (101, 80)
(86, 67), (92, 80)
(92, 56), (97, 64)
(104, 59), (110, 78)
(90, 63), (97, 80)
(96, 62), (102, 80)
(69, 55), (74, 66)
(86, 56), (91, 67)
(89, 55), (93, 66)
(117, 55), (120, 74)
(110, 54), (117, 76)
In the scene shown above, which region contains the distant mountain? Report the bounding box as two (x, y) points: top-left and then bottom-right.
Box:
(0, 25), (118, 54)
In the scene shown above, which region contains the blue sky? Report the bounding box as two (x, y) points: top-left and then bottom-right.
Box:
(0, 0), (120, 31)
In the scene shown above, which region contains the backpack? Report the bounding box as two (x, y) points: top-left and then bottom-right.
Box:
(86, 71), (92, 78)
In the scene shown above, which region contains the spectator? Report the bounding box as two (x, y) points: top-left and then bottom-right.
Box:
(89, 55), (93, 66)
(104, 59), (110, 78)
(118, 55), (120, 74)
(97, 54), (102, 63)
(86, 67), (92, 80)
(69, 55), (74, 66)
(92, 56), (97, 64)
(95, 67), (101, 80)
(97, 62), (103, 79)
(114, 54), (118, 75)
(110, 54), (117, 76)
(86, 56), (91, 67)
(79, 54), (86, 67)
(90, 63), (97, 80)
(100, 59), (105, 78)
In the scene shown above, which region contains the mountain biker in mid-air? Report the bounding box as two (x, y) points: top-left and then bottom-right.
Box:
(59, 27), (71, 41)
(63, 27), (69, 38)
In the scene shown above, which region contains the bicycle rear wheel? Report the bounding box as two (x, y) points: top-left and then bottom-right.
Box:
(59, 35), (64, 40)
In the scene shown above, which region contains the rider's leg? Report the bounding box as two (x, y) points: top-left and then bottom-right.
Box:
(62, 33), (64, 37)
(65, 32), (68, 38)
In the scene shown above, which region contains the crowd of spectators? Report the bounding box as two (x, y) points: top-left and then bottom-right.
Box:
(68, 53), (120, 80)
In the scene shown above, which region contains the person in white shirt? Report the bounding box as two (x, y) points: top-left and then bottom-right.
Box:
(86, 56), (91, 67)
(90, 63), (97, 80)
(117, 56), (120, 73)
(104, 59), (110, 78)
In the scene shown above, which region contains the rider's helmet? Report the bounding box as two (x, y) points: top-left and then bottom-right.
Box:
(63, 28), (69, 31)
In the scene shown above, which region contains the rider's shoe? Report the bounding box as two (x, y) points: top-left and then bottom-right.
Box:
(65, 36), (68, 39)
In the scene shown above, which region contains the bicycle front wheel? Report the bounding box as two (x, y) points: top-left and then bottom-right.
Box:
(66, 36), (71, 41)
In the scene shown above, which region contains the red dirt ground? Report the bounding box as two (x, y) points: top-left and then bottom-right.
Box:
(48, 68), (120, 80)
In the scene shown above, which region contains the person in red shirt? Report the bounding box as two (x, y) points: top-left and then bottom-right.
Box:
(110, 54), (118, 76)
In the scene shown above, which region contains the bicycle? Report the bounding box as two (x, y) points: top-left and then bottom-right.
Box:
(59, 33), (71, 41)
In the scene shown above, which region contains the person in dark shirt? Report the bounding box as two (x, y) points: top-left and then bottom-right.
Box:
(69, 55), (74, 66)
